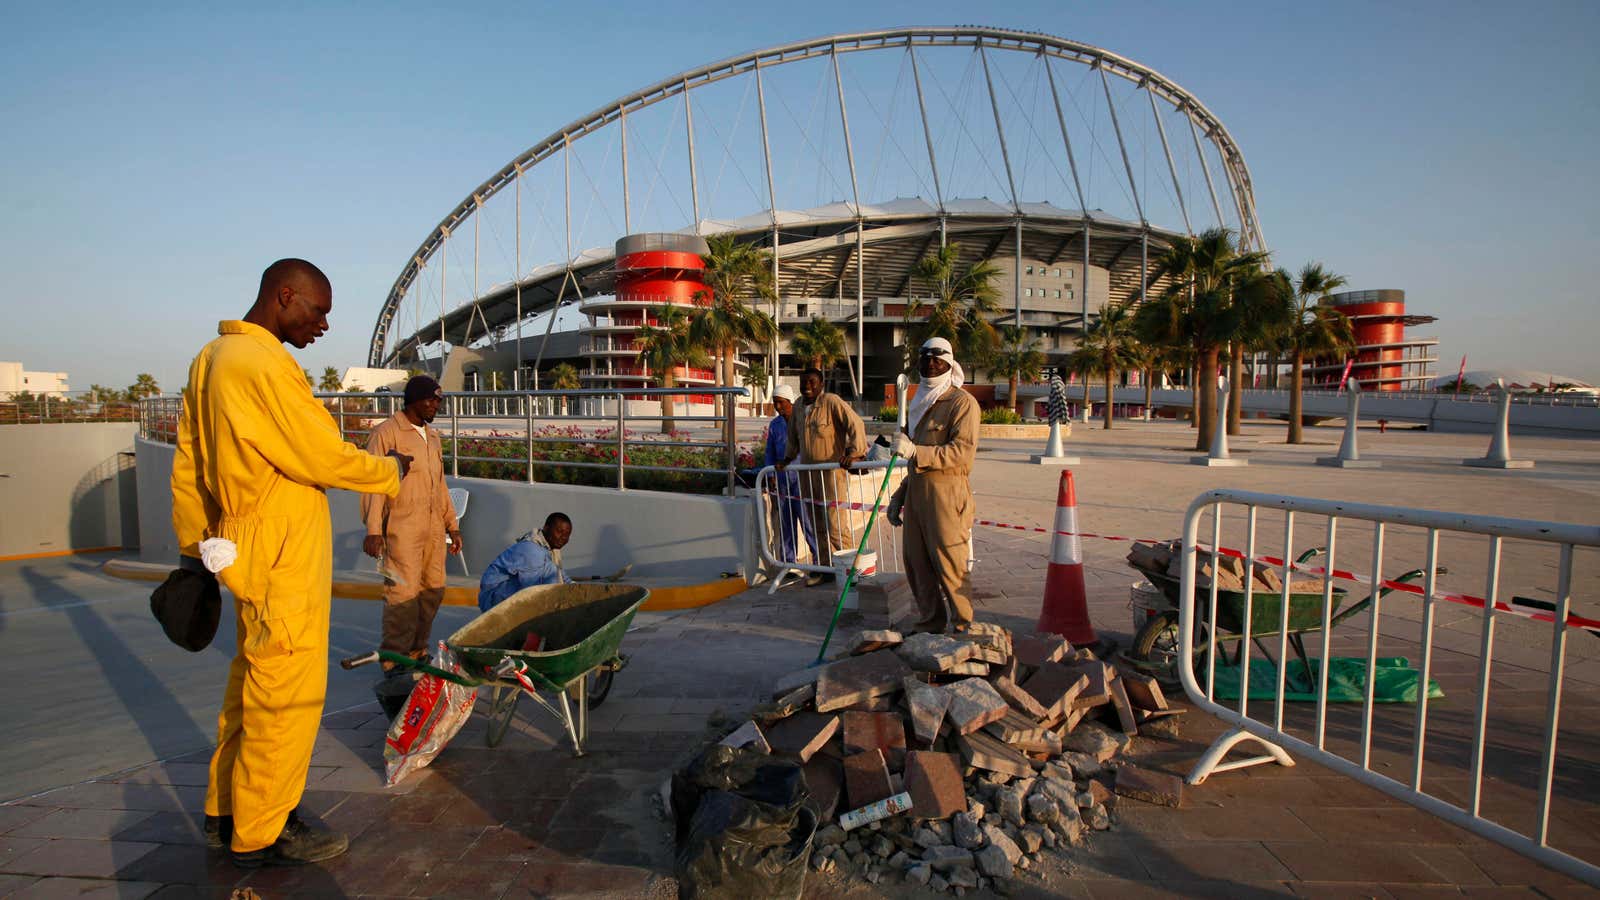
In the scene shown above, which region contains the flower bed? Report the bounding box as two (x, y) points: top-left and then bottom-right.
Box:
(446, 425), (764, 495)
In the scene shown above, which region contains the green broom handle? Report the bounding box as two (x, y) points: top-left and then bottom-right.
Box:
(815, 453), (901, 663)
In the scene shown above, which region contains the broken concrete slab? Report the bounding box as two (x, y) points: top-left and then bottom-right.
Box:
(904, 751), (966, 820)
(902, 676), (951, 745)
(921, 845), (975, 872)
(766, 711), (840, 763)
(1113, 666), (1169, 712)
(1013, 635), (1069, 669)
(803, 755), (845, 823)
(1062, 720), (1129, 762)
(1109, 676), (1139, 735)
(1064, 661), (1112, 710)
(1020, 663), (1089, 718)
(844, 749), (895, 809)
(941, 678), (1010, 735)
(1115, 765), (1184, 808)
(984, 711), (1062, 755)
(1057, 751), (1102, 780)
(840, 694), (896, 713)
(896, 632), (979, 672)
(757, 683), (816, 723)
(946, 660), (990, 676)
(771, 664), (826, 697)
(815, 649), (912, 712)
(843, 711), (908, 771)
(991, 675), (1051, 721)
(982, 824), (1023, 866)
(975, 843), (1013, 879)
(954, 730), (1034, 778)
(718, 720), (771, 753)
(850, 629), (904, 655)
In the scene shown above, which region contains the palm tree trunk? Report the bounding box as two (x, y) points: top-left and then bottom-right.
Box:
(1288, 349), (1305, 444)
(721, 346), (736, 421)
(1188, 365), (1198, 428)
(1102, 368), (1113, 430)
(1227, 342), (1244, 436)
(1010, 374), (1020, 415)
(1196, 345), (1219, 451)
(1143, 367), (1153, 418)
(661, 370), (677, 435)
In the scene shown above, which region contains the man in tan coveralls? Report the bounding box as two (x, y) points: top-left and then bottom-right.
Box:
(887, 338), (980, 633)
(361, 375), (462, 668)
(779, 367), (867, 584)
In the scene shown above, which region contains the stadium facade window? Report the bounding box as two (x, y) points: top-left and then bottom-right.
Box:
(1025, 266), (1034, 275)
(1052, 268), (1061, 277)
(1053, 289), (1061, 299)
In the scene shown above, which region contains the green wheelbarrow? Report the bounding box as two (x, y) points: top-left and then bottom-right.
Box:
(1125, 547), (1439, 687)
(342, 582), (647, 756)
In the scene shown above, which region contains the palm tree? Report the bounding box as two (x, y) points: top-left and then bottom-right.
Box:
(635, 304), (708, 433)
(741, 360), (769, 415)
(1284, 263), (1356, 443)
(908, 242), (1004, 370)
(1224, 267), (1294, 435)
(789, 316), (847, 381)
(1071, 303), (1144, 430)
(548, 362), (581, 415)
(1135, 228), (1270, 450)
(318, 367), (343, 392)
(691, 235), (778, 416)
(988, 326), (1045, 415)
(127, 373), (160, 399)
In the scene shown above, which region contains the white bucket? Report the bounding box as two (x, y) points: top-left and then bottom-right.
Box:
(834, 550), (878, 611)
(834, 550), (877, 578)
(1130, 580), (1166, 634)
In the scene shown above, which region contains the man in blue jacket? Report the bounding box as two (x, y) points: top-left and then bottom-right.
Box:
(478, 512), (573, 612)
(765, 385), (817, 565)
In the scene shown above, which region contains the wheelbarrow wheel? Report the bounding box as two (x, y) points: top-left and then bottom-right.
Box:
(585, 667), (613, 709)
(1131, 611), (1210, 687)
(485, 685), (520, 748)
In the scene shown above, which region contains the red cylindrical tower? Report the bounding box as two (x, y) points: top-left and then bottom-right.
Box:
(581, 233), (714, 403)
(1307, 289), (1437, 391)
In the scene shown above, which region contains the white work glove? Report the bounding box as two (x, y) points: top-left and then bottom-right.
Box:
(887, 491), (905, 528)
(892, 433), (918, 462)
(199, 538), (238, 574)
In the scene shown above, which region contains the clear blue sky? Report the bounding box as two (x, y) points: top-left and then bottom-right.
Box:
(2, 1), (1596, 391)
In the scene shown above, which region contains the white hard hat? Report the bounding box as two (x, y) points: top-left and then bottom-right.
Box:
(774, 384), (798, 403)
(921, 337), (954, 357)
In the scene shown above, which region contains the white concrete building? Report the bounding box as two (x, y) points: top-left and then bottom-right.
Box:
(0, 362), (71, 399)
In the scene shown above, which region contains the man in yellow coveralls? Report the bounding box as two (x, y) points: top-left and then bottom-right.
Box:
(172, 258), (406, 867)
(887, 337), (980, 634)
(360, 374), (462, 670)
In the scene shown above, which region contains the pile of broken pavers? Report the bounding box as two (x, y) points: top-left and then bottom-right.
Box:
(711, 622), (1188, 895)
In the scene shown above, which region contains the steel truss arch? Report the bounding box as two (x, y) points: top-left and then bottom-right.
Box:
(370, 25), (1265, 367)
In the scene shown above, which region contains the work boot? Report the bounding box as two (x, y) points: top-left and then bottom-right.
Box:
(231, 812), (349, 868)
(203, 814), (232, 850)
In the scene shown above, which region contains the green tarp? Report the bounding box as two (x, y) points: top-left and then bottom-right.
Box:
(1208, 656), (1444, 703)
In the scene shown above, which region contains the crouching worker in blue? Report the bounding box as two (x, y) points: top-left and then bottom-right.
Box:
(477, 512), (573, 612)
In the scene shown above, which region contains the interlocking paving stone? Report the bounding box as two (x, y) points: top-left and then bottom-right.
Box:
(841, 711), (907, 771)
(814, 649), (911, 712)
(842, 749), (894, 809)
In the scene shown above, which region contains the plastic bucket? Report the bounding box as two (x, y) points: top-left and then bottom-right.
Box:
(833, 550), (877, 578)
(1130, 580), (1166, 633)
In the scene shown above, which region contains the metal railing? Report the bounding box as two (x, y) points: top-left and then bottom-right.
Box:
(140, 387), (752, 493)
(1176, 490), (1600, 886)
(0, 391), (143, 425)
(752, 459), (907, 592)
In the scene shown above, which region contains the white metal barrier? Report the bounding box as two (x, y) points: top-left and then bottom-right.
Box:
(1177, 490), (1600, 886)
(751, 460), (905, 592)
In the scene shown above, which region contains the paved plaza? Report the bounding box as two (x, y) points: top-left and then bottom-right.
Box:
(1, 421), (1596, 897)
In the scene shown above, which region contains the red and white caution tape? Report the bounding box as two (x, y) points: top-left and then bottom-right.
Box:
(762, 483), (1599, 633)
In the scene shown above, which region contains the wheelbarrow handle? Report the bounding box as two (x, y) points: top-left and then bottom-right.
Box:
(341, 651), (380, 670)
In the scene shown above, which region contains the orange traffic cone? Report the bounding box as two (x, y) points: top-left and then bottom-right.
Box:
(1036, 469), (1097, 645)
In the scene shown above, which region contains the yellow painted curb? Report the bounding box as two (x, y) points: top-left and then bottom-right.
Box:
(2, 546), (123, 563)
(101, 559), (745, 611)
(639, 577), (748, 610)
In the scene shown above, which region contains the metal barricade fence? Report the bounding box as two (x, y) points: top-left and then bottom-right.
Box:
(1176, 490), (1600, 886)
(140, 387), (748, 492)
(752, 460), (905, 593)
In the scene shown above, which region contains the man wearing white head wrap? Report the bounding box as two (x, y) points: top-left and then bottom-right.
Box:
(886, 337), (981, 633)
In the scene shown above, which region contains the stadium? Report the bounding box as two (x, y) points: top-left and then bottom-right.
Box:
(366, 27), (1267, 406)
